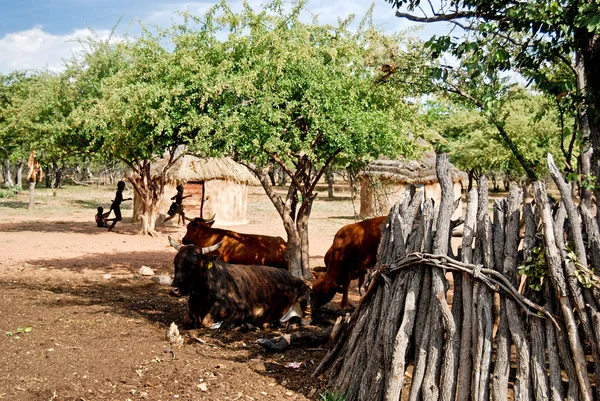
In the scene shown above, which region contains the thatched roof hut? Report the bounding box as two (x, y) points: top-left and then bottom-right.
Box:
(134, 156), (258, 225)
(360, 152), (467, 219)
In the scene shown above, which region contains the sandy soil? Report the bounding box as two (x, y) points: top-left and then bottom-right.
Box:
(0, 184), (363, 401)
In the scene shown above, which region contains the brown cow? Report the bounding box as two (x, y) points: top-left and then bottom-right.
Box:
(181, 216), (288, 269)
(168, 238), (310, 329)
(313, 216), (385, 308)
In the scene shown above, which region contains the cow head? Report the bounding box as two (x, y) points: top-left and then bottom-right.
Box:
(181, 215), (217, 245)
(312, 272), (343, 307)
(169, 240), (223, 297)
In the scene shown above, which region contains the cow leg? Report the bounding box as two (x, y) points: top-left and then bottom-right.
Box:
(358, 273), (365, 296)
(340, 285), (349, 309)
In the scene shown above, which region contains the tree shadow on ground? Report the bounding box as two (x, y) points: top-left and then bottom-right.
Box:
(327, 215), (360, 221)
(0, 275), (187, 328)
(0, 219), (185, 236)
(22, 250), (174, 273)
(0, 200), (29, 208)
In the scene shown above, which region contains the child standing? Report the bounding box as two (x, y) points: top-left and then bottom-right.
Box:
(106, 181), (132, 232)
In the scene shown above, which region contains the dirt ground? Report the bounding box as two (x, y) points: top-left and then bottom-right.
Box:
(0, 184), (363, 401)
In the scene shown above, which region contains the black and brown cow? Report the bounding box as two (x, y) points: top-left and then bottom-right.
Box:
(312, 216), (385, 308)
(168, 237), (310, 329)
(182, 216), (288, 269)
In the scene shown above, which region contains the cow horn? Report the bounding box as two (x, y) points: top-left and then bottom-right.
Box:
(183, 215), (194, 222)
(204, 214), (216, 223)
(201, 241), (223, 254)
(168, 236), (182, 251)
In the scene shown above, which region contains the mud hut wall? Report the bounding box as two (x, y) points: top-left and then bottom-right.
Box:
(202, 179), (249, 224)
(360, 177), (462, 219)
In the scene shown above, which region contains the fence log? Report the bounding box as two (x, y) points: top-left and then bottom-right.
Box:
(524, 204), (550, 401)
(317, 155), (600, 401)
(385, 202), (433, 401)
(533, 180), (593, 401)
(504, 184), (532, 401)
(475, 216), (494, 401)
(491, 198), (510, 401)
(427, 153), (458, 401)
(543, 280), (564, 401)
(455, 188), (478, 401)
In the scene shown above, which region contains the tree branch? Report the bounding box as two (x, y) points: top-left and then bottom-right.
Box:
(263, 147), (305, 193)
(395, 10), (478, 23)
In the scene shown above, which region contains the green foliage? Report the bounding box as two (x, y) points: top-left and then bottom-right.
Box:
(518, 245), (547, 292)
(181, 0), (423, 171)
(565, 242), (600, 289)
(387, 0), (598, 182)
(320, 390), (347, 401)
(0, 187), (19, 198)
(430, 90), (565, 180)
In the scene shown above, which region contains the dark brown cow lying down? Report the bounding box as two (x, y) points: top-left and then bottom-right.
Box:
(168, 237), (310, 329)
(312, 216), (385, 309)
(182, 216), (288, 269)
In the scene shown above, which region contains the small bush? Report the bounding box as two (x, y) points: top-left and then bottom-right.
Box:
(320, 390), (347, 401)
(0, 186), (19, 199)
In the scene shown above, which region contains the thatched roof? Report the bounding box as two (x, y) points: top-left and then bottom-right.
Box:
(157, 155), (259, 185)
(363, 151), (467, 186)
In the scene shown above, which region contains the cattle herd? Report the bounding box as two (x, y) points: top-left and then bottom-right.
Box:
(168, 215), (384, 329)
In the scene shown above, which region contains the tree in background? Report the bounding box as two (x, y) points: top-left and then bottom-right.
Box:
(387, 0), (600, 197)
(181, 1), (426, 278)
(0, 71), (35, 189)
(429, 91), (565, 189)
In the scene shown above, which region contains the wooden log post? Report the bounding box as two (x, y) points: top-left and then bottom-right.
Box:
(491, 198), (511, 401)
(422, 154), (456, 401)
(503, 184), (532, 401)
(455, 188), (478, 401)
(533, 180), (593, 401)
(471, 176), (493, 401)
(547, 154), (600, 400)
(384, 201), (433, 401)
(523, 203), (550, 401)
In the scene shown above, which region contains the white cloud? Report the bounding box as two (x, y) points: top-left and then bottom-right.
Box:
(0, 1), (453, 74)
(0, 26), (113, 74)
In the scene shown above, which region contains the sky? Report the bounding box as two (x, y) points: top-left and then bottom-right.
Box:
(0, 0), (454, 74)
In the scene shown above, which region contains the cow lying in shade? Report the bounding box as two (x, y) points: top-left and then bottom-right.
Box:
(168, 237), (311, 329)
(182, 216), (288, 269)
(312, 216), (385, 309)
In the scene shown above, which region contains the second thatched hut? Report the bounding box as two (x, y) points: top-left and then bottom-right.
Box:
(133, 156), (258, 225)
(360, 151), (467, 219)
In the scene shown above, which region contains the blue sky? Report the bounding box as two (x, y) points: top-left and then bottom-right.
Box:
(0, 0), (454, 74)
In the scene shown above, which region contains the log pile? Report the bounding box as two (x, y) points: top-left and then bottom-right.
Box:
(314, 153), (600, 401)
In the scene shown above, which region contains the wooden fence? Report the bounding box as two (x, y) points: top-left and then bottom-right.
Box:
(313, 153), (600, 401)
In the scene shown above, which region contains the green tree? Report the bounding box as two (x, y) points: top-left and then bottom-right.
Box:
(0, 71), (35, 188)
(76, 25), (221, 235)
(184, 1), (424, 278)
(431, 92), (565, 188)
(387, 0), (600, 191)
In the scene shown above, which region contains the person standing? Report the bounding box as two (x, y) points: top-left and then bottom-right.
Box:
(106, 181), (132, 232)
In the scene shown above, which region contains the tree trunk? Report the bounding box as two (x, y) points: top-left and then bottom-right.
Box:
(326, 168), (334, 198)
(1, 159), (14, 187)
(297, 198), (314, 279)
(28, 179), (35, 210)
(14, 159), (24, 189)
(54, 166), (64, 189)
(579, 31), (600, 215)
(127, 162), (165, 236)
(284, 220), (303, 278)
(45, 166), (52, 188)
